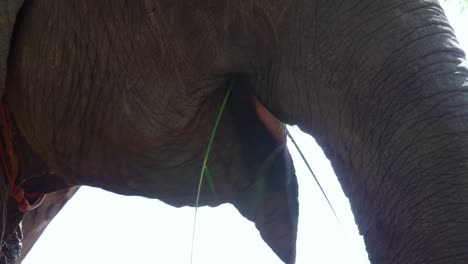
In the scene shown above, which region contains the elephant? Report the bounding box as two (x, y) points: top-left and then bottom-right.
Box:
(1, 0), (468, 263)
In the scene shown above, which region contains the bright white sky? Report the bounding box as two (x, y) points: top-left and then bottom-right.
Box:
(23, 3), (468, 264)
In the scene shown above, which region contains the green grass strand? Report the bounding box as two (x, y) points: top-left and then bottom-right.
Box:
(286, 128), (341, 224)
(191, 83), (232, 263)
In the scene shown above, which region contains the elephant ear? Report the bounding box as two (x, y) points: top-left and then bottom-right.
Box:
(0, 0), (23, 96)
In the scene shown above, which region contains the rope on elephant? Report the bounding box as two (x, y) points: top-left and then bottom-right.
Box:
(0, 100), (45, 213)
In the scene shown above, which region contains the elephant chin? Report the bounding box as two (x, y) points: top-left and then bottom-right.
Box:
(229, 92), (298, 264)
(233, 184), (298, 264)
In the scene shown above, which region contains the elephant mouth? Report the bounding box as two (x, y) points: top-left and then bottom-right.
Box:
(252, 94), (286, 144)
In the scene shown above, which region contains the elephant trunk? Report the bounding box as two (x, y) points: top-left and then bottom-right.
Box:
(255, 1), (468, 263)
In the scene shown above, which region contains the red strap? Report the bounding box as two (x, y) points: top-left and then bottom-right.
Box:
(0, 100), (45, 212)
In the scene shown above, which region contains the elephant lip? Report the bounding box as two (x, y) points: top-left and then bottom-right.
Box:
(251, 95), (286, 144)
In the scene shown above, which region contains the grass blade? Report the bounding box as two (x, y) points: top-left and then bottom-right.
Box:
(204, 166), (218, 201)
(286, 128), (341, 224)
(191, 83), (232, 263)
(251, 144), (286, 209)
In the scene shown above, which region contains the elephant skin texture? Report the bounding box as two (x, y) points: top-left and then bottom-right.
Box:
(2, 0), (468, 264)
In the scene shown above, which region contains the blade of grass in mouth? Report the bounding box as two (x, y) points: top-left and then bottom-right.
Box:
(190, 82), (232, 263)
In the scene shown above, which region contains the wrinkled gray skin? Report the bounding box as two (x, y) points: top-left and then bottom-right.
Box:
(2, 0), (468, 263)
(1, 1), (299, 263)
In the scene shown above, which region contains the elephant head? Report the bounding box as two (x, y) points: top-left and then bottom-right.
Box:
(2, 0), (468, 263)
(1, 1), (299, 263)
